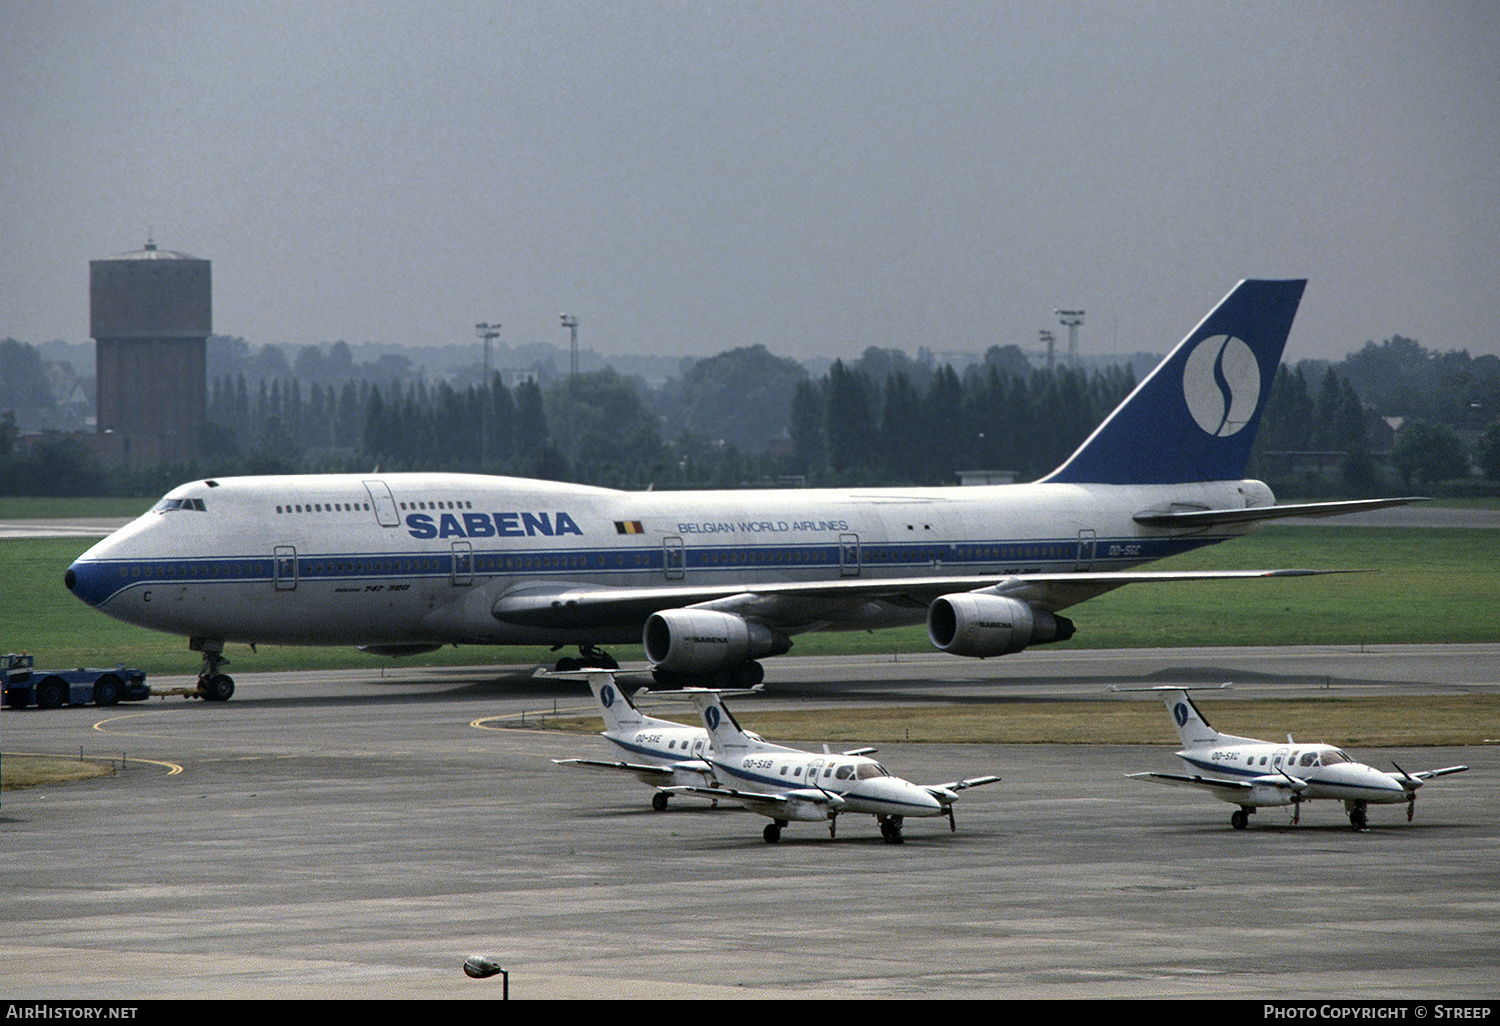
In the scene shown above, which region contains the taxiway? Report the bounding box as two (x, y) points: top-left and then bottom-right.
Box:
(2, 646), (1495, 1000)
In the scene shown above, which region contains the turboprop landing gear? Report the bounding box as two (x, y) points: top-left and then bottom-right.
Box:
(651, 791), (669, 812)
(1347, 801), (1368, 830)
(763, 820), (786, 844)
(1230, 808), (1251, 831)
(191, 638), (235, 702)
(879, 815), (905, 844)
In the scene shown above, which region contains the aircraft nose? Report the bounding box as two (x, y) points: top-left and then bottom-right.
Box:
(64, 558), (108, 607)
(860, 778), (942, 815)
(1343, 764), (1406, 798)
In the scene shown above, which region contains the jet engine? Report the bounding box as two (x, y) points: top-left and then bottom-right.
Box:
(643, 609), (792, 675)
(926, 593), (1075, 658)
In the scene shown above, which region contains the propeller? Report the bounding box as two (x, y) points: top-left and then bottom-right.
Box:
(1391, 761), (1421, 821)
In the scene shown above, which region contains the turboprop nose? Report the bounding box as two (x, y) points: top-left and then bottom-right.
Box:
(1360, 767), (1407, 798)
(857, 778), (943, 816)
(1331, 763), (1407, 801)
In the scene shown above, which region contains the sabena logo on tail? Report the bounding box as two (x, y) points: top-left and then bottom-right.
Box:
(1042, 279), (1306, 486)
(1182, 334), (1259, 438)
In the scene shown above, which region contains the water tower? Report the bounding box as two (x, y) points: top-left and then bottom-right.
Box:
(89, 239), (210, 464)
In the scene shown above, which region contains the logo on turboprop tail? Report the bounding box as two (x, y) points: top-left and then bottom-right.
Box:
(1182, 334), (1260, 437)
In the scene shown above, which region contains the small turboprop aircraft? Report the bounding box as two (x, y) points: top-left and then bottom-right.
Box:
(549, 669), (736, 810)
(1119, 686), (1468, 830)
(665, 689), (1000, 843)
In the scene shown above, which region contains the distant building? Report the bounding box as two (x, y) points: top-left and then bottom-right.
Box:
(89, 240), (210, 465)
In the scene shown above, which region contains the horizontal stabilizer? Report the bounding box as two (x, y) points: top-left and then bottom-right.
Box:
(1133, 496), (1427, 529)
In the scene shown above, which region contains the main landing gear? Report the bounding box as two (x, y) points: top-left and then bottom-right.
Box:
(552, 644), (618, 672)
(1230, 807), (1252, 830)
(651, 660), (765, 689)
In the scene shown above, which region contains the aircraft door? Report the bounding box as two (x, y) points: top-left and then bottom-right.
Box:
(839, 533), (861, 577)
(807, 758), (827, 789)
(1076, 530), (1096, 571)
(451, 541), (473, 586)
(274, 545), (297, 591)
(663, 536), (685, 581)
(362, 480), (401, 527)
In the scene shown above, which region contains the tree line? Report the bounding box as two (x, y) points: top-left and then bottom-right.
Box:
(4, 336), (1500, 496)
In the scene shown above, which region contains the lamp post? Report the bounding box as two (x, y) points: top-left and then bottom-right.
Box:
(475, 321), (501, 468)
(1055, 309), (1085, 367)
(560, 313), (579, 380)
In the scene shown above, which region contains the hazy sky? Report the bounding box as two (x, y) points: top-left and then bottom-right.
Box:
(4, 1), (1497, 366)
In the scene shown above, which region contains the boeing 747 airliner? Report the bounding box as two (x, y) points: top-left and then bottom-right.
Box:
(64, 280), (1415, 699)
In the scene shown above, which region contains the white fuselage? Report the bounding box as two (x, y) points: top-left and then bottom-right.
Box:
(66, 471), (1270, 649)
(1177, 741), (1408, 807)
(708, 744), (942, 821)
(603, 721), (717, 788)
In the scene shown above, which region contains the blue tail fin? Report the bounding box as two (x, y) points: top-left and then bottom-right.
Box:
(1041, 279), (1306, 485)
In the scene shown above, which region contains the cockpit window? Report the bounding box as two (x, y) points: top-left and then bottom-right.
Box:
(1322, 749), (1350, 766)
(855, 763), (889, 780)
(1300, 752), (1319, 767)
(153, 497), (206, 513)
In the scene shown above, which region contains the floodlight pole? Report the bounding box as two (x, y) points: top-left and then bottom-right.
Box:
(1055, 309), (1085, 367)
(560, 313), (579, 379)
(475, 321), (501, 467)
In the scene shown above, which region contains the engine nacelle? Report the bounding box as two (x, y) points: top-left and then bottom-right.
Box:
(643, 609), (792, 674)
(926, 594), (1075, 658)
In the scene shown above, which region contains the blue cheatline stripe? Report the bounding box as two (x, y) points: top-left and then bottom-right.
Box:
(70, 532), (1227, 608)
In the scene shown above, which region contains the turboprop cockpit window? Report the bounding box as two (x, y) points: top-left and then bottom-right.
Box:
(1321, 750), (1351, 766)
(855, 764), (889, 780)
(153, 497), (206, 513)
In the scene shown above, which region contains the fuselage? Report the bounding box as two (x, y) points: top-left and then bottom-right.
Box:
(64, 471), (1273, 650)
(1177, 740), (1408, 806)
(710, 743), (942, 820)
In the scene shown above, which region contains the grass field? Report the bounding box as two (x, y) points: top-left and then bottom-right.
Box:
(537, 694), (1500, 747)
(2, 521), (1495, 676)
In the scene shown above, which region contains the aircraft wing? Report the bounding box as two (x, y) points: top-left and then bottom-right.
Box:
(928, 774), (1003, 795)
(1400, 764), (1470, 783)
(1411, 765), (1469, 780)
(552, 757), (692, 785)
(1127, 771), (1287, 795)
(1131, 496), (1426, 529)
(494, 567), (1341, 627)
(664, 784), (845, 818)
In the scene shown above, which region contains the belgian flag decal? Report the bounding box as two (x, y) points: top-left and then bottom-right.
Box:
(614, 520), (645, 535)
